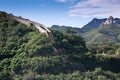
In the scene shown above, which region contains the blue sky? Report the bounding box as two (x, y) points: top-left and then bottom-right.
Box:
(0, 0), (120, 28)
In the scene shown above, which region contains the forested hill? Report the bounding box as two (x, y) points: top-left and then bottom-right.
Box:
(0, 11), (120, 80)
(0, 11), (87, 79)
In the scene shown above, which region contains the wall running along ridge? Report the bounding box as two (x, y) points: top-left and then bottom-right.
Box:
(9, 14), (51, 37)
(9, 14), (57, 53)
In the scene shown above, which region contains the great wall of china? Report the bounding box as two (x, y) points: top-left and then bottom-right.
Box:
(9, 14), (51, 37)
(9, 14), (58, 53)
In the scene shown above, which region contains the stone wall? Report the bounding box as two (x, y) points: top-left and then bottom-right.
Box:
(9, 14), (51, 36)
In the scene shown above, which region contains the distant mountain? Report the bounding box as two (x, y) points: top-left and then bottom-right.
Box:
(82, 18), (106, 32)
(51, 25), (83, 34)
(51, 16), (120, 44)
(51, 18), (107, 33)
(51, 25), (61, 28)
(80, 16), (120, 32)
(83, 16), (120, 44)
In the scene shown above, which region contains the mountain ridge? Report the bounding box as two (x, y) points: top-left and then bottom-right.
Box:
(51, 16), (120, 44)
(82, 18), (106, 32)
(0, 11), (51, 36)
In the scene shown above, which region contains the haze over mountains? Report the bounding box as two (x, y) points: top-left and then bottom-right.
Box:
(52, 16), (120, 44)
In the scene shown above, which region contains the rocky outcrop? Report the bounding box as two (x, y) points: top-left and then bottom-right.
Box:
(103, 16), (120, 26)
(103, 16), (115, 25)
(82, 16), (120, 32)
(82, 18), (106, 32)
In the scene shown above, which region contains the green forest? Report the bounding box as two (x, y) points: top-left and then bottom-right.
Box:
(0, 12), (120, 80)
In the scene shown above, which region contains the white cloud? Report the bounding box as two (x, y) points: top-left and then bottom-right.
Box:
(56, 0), (68, 3)
(69, 0), (120, 18)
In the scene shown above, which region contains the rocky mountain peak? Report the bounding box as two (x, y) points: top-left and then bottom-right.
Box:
(100, 16), (120, 27)
(108, 16), (114, 20)
(103, 16), (115, 25)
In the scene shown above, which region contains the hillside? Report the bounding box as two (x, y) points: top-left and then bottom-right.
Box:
(52, 16), (120, 44)
(0, 11), (87, 57)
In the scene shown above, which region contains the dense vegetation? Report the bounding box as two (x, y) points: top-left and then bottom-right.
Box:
(0, 11), (120, 80)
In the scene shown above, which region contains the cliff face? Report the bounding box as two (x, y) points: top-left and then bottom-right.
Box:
(9, 14), (51, 36)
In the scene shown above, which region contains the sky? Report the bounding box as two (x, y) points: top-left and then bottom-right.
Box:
(0, 0), (120, 28)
